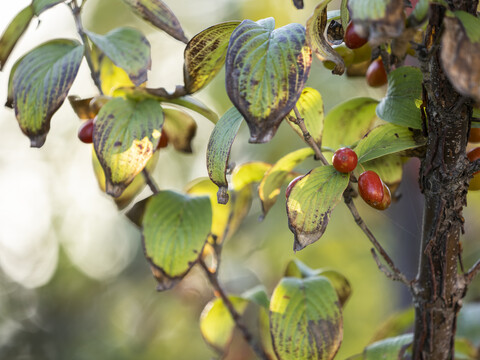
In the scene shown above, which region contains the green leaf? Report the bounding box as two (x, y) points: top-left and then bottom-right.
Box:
(355, 123), (426, 163)
(348, 0), (404, 43)
(12, 39), (84, 147)
(163, 108), (197, 153)
(323, 97), (379, 150)
(121, 0), (188, 43)
(288, 87), (324, 145)
(93, 97), (164, 197)
(441, 12), (480, 103)
(457, 303), (480, 347)
(362, 154), (403, 187)
(32, 0), (65, 15)
(225, 18), (312, 143)
(200, 296), (249, 353)
(184, 21), (240, 94)
(0, 6), (34, 70)
(86, 27), (151, 86)
(206, 107), (244, 204)
(409, 0), (429, 25)
(259, 147), (314, 217)
(92, 147), (160, 210)
(242, 285), (270, 309)
(284, 259), (351, 306)
(231, 162), (272, 191)
(340, 0), (349, 30)
(362, 334), (413, 359)
(270, 276), (343, 360)
(376, 67), (423, 129)
(286, 165), (349, 251)
(260, 307), (279, 360)
(370, 307), (415, 342)
(306, 1), (345, 75)
(142, 190), (212, 290)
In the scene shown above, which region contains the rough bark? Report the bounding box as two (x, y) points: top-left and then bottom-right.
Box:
(413, 1), (476, 359)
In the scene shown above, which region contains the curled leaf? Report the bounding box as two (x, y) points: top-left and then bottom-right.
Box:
(163, 108), (197, 153)
(225, 18), (312, 143)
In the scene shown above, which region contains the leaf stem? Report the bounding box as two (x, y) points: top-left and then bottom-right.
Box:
(198, 258), (269, 360)
(289, 106), (329, 165)
(142, 168), (160, 194)
(343, 191), (411, 286)
(69, 1), (103, 94)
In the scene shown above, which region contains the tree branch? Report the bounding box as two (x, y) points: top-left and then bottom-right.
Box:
(142, 168), (160, 194)
(70, 1), (103, 95)
(467, 158), (480, 177)
(465, 258), (480, 284)
(289, 106), (329, 165)
(198, 258), (269, 360)
(344, 192), (411, 286)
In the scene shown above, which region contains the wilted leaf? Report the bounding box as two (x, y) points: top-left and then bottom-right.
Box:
(200, 296), (249, 353)
(348, 0), (404, 44)
(323, 97), (379, 150)
(259, 148), (314, 217)
(286, 165), (349, 251)
(93, 97), (163, 197)
(122, 0), (188, 43)
(86, 27), (151, 86)
(362, 154), (403, 187)
(142, 190), (212, 290)
(12, 39), (83, 147)
(355, 123), (426, 163)
(376, 67), (423, 129)
(92, 147), (159, 210)
(69, 96), (96, 120)
(231, 162), (272, 191)
(288, 87), (324, 145)
(441, 11), (480, 103)
(270, 276), (343, 360)
(225, 17), (312, 143)
(206, 107), (244, 204)
(284, 259), (351, 306)
(162, 108), (197, 153)
(306, 1), (345, 75)
(361, 334), (413, 359)
(0, 5), (33, 71)
(184, 21), (240, 94)
(32, 0), (65, 15)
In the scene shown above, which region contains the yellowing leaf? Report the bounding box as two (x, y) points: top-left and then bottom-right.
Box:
(288, 87), (324, 145)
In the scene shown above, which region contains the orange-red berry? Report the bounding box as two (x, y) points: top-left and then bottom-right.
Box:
(358, 171), (391, 210)
(78, 118), (94, 144)
(344, 21), (368, 50)
(366, 58), (388, 87)
(332, 147), (358, 173)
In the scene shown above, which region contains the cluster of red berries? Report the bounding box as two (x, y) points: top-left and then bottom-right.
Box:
(343, 21), (387, 88)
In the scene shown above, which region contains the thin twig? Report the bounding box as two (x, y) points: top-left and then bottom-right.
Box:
(344, 194), (411, 286)
(69, 1), (103, 94)
(465, 258), (480, 284)
(198, 259), (269, 360)
(289, 106), (329, 165)
(142, 168), (160, 194)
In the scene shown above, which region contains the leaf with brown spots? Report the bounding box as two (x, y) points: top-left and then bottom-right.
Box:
(225, 18), (312, 143)
(441, 11), (480, 103)
(93, 97), (164, 197)
(269, 276), (343, 360)
(286, 165), (349, 251)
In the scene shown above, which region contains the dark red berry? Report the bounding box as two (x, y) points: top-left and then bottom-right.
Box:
(366, 58), (388, 87)
(78, 118), (94, 144)
(332, 147), (358, 173)
(358, 171), (391, 210)
(157, 130), (169, 149)
(344, 21), (368, 49)
(467, 147), (480, 190)
(286, 175), (305, 199)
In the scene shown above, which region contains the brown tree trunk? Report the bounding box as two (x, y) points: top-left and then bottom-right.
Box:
(413, 1), (476, 358)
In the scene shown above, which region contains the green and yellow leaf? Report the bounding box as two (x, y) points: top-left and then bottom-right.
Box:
(288, 87), (324, 145)
(231, 162), (272, 191)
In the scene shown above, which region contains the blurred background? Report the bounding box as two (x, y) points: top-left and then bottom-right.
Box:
(0, 1), (479, 359)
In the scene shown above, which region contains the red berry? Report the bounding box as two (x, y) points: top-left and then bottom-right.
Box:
(78, 118), (94, 144)
(467, 147), (480, 190)
(157, 130), (169, 149)
(358, 171), (391, 210)
(344, 21), (368, 50)
(366, 58), (388, 87)
(332, 147), (358, 173)
(286, 175), (305, 199)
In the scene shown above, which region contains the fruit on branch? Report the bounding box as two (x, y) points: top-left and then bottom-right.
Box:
(344, 21), (368, 50)
(286, 175), (305, 198)
(332, 147), (358, 173)
(358, 170), (391, 210)
(78, 118), (95, 144)
(468, 128), (480, 143)
(157, 130), (169, 149)
(366, 58), (388, 87)
(467, 147), (480, 190)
